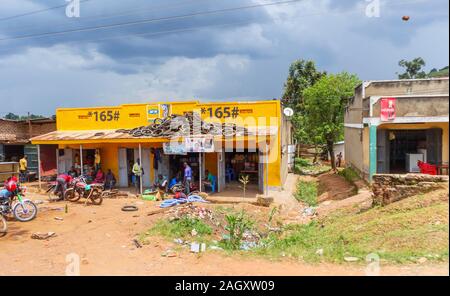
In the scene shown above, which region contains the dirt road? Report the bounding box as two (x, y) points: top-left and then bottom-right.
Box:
(0, 195), (447, 276)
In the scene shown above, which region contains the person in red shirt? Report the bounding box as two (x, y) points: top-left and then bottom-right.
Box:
(55, 173), (73, 201)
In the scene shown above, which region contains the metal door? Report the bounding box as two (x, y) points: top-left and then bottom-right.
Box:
(376, 129), (390, 173)
(118, 148), (128, 187)
(427, 128), (443, 165)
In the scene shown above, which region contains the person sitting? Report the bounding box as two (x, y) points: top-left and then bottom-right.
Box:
(153, 174), (168, 192)
(104, 169), (116, 190)
(169, 176), (179, 189)
(203, 170), (216, 193)
(94, 168), (105, 184)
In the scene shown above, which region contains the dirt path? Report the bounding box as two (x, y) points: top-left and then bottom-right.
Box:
(317, 172), (357, 201)
(0, 192), (447, 276)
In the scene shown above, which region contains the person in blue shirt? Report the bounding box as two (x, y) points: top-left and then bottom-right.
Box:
(0, 188), (12, 203)
(169, 176), (179, 190)
(183, 162), (192, 194)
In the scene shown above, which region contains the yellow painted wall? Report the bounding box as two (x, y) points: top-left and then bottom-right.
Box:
(204, 153), (218, 176)
(49, 100), (284, 188)
(378, 122), (449, 163)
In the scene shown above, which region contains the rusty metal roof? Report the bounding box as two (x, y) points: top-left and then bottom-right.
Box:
(30, 126), (278, 144)
(30, 129), (161, 142)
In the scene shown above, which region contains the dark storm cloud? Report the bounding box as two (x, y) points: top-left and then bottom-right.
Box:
(0, 0), (272, 61)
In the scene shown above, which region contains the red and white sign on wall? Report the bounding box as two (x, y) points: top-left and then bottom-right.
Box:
(380, 97), (396, 121)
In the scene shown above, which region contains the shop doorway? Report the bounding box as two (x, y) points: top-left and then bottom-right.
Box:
(377, 128), (442, 174)
(118, 148), (135, 187)
(223, 150), (262, 194)
(169, 153), (200, 187)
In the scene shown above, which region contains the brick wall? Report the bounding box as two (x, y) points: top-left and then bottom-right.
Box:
(0, 119), (56, 143)
(372, 174), (449, 206)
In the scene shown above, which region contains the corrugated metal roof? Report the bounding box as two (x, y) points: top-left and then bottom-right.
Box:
(31, 129), (151, 142)
(31, 126), (278, 144)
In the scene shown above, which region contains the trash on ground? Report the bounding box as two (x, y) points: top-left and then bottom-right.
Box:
(173, 238), (184, 244)
(344, 256), (360, 262)
(54, 217), (64, 221)
(191, 228), (198, 237)
(31, 232), (56, 240)
(315, 248), (324, 256)
(190, 242), (207, 253)
(161, 249), (177, 257)
(302, 207), (317, 217)
(133, 239), (142, 248)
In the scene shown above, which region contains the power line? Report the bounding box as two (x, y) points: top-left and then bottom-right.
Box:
(3, 0), (218, 35)
(0, 0), (94, 22)
(0, 0), (304, 42)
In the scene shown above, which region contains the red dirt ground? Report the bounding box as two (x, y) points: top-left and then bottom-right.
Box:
(0, 193), (447, 276)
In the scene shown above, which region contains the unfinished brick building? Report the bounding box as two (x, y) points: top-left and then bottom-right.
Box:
(0, 118), (57, 178)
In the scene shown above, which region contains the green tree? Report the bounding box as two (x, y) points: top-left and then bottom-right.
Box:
(302, 72), (360, 169)
(281, 59), (326, 111)
(4, 113), (19, 120)
(398, 57), (427, 79)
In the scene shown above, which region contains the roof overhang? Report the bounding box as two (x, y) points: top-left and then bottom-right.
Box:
(31, 126), (279, 145)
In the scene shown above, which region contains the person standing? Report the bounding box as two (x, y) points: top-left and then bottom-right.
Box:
(19, 155), (28, 183)
(132, 158), (143, 194)
(183, 162), (192, 195)
(94, 149), (101, 172)
(336, 152), (343, 168)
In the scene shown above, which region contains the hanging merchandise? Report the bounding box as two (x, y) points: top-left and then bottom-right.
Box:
(184, 136), (215, 153)
(163, 142), (187, 155)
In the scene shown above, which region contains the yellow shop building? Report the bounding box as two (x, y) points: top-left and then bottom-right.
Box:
(31, 100), (294, 196)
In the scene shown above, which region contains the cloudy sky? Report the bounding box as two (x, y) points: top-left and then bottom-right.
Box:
(0, 0), (448, 116)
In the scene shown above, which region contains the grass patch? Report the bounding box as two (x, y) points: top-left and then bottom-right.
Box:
(295, 180), (318, 206)
(294, 158), (332, 176)
(140, 216), (213, 244)
(338, 167), (360, 183)
(255, 189), (449, 263)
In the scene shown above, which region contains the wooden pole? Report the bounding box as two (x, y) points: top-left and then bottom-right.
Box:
(37, 144), (41, 191)
(199, 152), (202, 192)
(80, 145), (84, 176)
(139, 144), (143, 195)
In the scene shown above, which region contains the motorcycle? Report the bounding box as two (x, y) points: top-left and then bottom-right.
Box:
(47, 177), (81, 202)
(64, 176), (103, 205)
(0, 184), (38, 232)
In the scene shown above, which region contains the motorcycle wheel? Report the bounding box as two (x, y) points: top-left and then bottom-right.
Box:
(65, 188), (81, 202)
(89, 189), (103, 205)
(47, 188), (61, 202)
(0, 215), (7, 237)
(13, 200), (37, 222)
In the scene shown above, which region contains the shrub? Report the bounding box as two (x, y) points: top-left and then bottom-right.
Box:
(295, 181), (318, 206)
(220, 211), (254, 250)
(338, 167), (360, 183)
(294, 158), (311, 167)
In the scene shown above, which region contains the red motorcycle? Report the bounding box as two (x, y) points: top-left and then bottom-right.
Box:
(64, 176), (103, 205)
